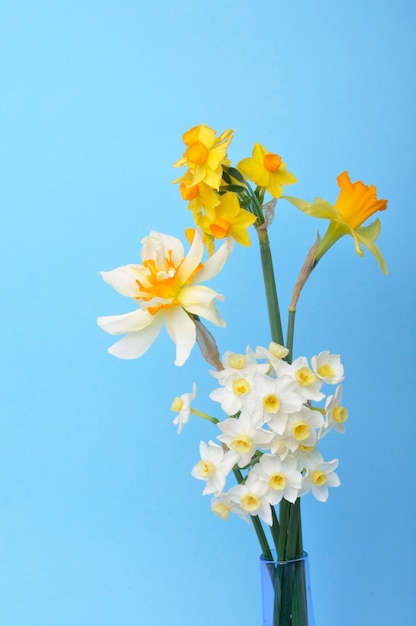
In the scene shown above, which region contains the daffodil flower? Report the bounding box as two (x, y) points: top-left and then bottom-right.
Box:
(171, 384), (197, 434)
(228, 476), (272, 526)
(250, 454), (303, 505)
(191, 441), (239, 495)
(238, 142), (297, 198)
(311, 351), (344, 385)
(197, 191), (257, 254)
(173, 124), (234, 190)
(286, 171), (388, 273)
(300, 458), (340, 502)
(97, 229), (229, 366)
(178, 169), (221, 221)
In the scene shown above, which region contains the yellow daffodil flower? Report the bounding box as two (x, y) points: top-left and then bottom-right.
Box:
(197, 191), (257, 255)
(173, 124), (234, 190)
(97, 229), (229, 366)
(286, 171), (388, 274)
(238, 142), (297, 198)
(178, 170), (221, 221)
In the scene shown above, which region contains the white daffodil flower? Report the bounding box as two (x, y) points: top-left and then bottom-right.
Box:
(209, 376), (253, 415)
(279, 407), (324, 453)
(300, 459), (341, 502)
(171, 383), (197, 434)
(250, 454), (303, 505)
(228, 475), (272, 526)
(244, 372), (303, 433)
(322, 385), (348, 435)
(294, 445), (324, 473)
(210, 493), (250, 523)
(279, 356), (324, 402)
(311, 351), (344, 385)
(217, 411), (273, 468)
(210, 346), (269, 387)
(191, 441), (238, 495)
(98, 229), (229, 366)
(254, 342), (289, 376)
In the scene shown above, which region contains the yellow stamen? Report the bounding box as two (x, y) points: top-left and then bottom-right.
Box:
(197, 460), (215, 478)
(212, 503), (230, 520)
(312, 470), (327, 486)
(185, 141), (209, 165)
(269, 473), (286, 491)
(333, 406), (348, 423)
(240, 492), (260, 512)
(231, 434), (252, 454)
(210, 217), (230, 239)
(232, 378), (250, 396)
(263, 394), (281, 414)
(268, 342), (289, 359)
(263, 153), (282, 172)
(317, 364), (335, 378)
(227, 353), (247, 369)
(295, 367), (316, 386)
(171, 397), (184, 412)
(292, 422), (310, 441)
(180, 182), (200, 201)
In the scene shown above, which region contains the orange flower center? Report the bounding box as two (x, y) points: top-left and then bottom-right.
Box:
(180, 182), (200, 201)
(210, 217), (230, 239)
(335, 171), (387, 230)
(135, 250), (202, 316)
(185, 141), (209, 165)
(263, 153), (282, 172)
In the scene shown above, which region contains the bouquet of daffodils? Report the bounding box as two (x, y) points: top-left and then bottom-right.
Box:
(98, 124), (387, 625)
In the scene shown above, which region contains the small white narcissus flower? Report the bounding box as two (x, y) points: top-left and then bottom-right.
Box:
(279, 407), (324, 453)
(191, 441), (239, 495)
(251, 454), (303, 505)
(97, 229), (229, 366)
(210, 493), (250, 523)
(227, 474), (272, 526)
(311, 351), (344, 385)
(210, 346), (268, 387)
(322, 385), (348, 435)
(255, 342), (289, 376)
(244, 372), (303, 433)
(300, 458), (341, 502)
(279, 357), (324, 402)
(170, 383), (197, 434)
(217, 411), (274, 468)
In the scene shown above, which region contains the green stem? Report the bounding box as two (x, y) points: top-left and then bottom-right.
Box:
(257, 228), (284, 345)
(286, 499), (302, 560)
(190, 408), (218, 424)
(286, 309), (296, 364)
(278, 499), (290, 561)
(270, 506), (280, 552)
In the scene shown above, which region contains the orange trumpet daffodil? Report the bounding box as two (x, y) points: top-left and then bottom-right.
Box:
(286, 171), (388, 274)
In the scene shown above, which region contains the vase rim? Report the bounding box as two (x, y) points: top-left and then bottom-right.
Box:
(260, 549), (308, 565)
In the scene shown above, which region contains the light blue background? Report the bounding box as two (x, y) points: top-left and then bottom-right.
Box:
(0, 1), (414, 624)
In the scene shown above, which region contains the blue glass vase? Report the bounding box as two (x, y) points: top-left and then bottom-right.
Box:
(260, 551), (315, 626)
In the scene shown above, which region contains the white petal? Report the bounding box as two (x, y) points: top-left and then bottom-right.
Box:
(163, 307), (196, 366)
(196, 239), (231, 283)
(179, 285), (225, 326)
(97, 309), (153, 335)
(142, 231), (184, 267)
(177, 229), (204, 284)
(100, 265), (142, 297)
(107, 317), (163, 359)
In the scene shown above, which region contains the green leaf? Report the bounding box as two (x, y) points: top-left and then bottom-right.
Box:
(227, 166), (246, 184)
(222, 184), (247, 193)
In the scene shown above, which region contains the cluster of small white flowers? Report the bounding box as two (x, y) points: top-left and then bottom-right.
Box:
(173, 343), (347, 526)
